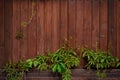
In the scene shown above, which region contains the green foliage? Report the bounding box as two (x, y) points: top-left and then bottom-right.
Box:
(3, 62), (24, 80)
(49, 45), (80, 80)
(3, 45), (120, 80)
(62, 69), (71, 80)
(33, 55), (48, 71)
(3, 45), (80, 80)
(24, 54), (48, 71)
(25, 59), (33, 70)
(82, 48), (120, 78)
(3, 55), (48, 80)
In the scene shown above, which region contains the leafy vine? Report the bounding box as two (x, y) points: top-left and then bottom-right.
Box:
(16, 0), (36, 40)
(3, 45), (80, 80)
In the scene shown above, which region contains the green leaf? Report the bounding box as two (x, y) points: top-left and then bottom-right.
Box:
(26, 59), (33, 68)
(57, 64), (62, 73)
(117, 62), (120, 67)
(60, 63), (66, 72)
(62, 69), (71, 80)
(52, 64), (58, 72)
(38, 63), (48, 71)
(33, 61), (39, 67)
(101, 59), (105, 63)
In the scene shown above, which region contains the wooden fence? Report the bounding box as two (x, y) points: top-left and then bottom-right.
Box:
(0, 0), (120, 67)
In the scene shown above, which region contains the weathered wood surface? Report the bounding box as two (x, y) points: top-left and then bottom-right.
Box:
(1, 69), (120, 80)
(0, 0), (120, 67)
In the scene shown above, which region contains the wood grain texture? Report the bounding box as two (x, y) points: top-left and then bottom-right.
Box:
(12, 0), (21, 62)
(114, 0), (117, 57)
(92, 0), (99, 50)
(68, 0), (76, 49)
(44, 0), (52, 53)
(20, 0), (29, 60)
(83, 0), (92, 48)
(99, 0), (108, 51)
(52, 0), (60, 52)
(28, 0), (37, 58)
(0, 0), (4, 68)
(60, 0), (68, 47)
(0, 0), (4, 48)
(4, 0), (13, 64)
(76, 0), (84, 48)
(37, 0), (45, 54)
(117, 0), (120, 58)
(108, 0), (117, 56)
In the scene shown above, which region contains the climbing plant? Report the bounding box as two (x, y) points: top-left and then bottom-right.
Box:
(16, 0), (36, 40)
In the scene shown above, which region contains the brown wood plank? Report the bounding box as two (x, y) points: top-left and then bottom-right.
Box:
(0, 0), (4, 68)
(114, 0), (117, 57)
(44, 0), (52, 53)
(108, 0), (117, 56)
(117, 0), (120, 58)
(99, 0), (108, 51)
(20, 0), (29, 60)
(28, 0), (37, 58)
(52, 0), (60, 52)
(0, 47), (4, 68)
(83, 0), (92, 48)
(36, 0), (45, 54)
(0, 0), (4, 48)
(12, 0), (21, 62)
(60, 0), (68, 47)
(68, 0), (76, 49)
(76, 0), (84, 68)
(91, 0), (99, 50)
(4, 0), (13, 63)
(76, 0), (84, 48)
